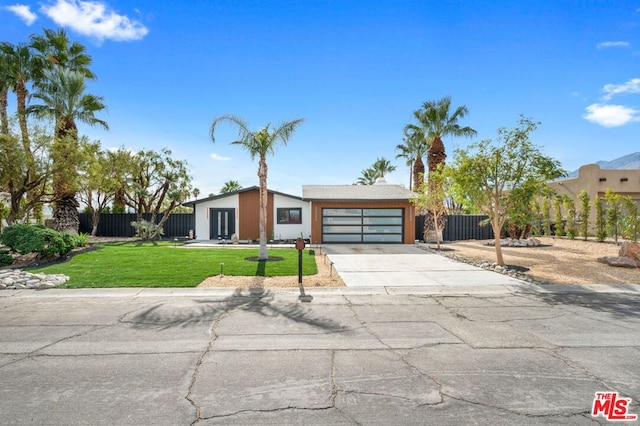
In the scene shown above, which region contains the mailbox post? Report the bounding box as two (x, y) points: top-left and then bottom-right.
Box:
(295, 238), (313, 302)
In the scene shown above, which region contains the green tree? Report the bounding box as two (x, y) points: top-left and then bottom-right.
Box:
(553, 195), (564, 237)
(356, 167), (377, 185)
(448, 117), (564, 266)
(577, 190), (590, 240)
(220, 180), (242, 194)
(604, 188), (622, 244)
(595, 196), (607, 242)
(396, 128), (427, 190)
(411, 167), (447, 250)
(621, 196), (639, 242)
(118, 148), (193, 239)
(28, 67), (108, 234)
(563, 195), (577, 239)
(210, 115), (304, 260)
(77, 142), (119, 235)
(542, 196), (551, 236)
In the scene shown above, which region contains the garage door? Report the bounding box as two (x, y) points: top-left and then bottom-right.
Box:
(322, 208), (404, 243)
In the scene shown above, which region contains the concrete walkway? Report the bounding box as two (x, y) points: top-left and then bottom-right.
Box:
(1, 285), (639, 425)
(323, 244), (526, 288)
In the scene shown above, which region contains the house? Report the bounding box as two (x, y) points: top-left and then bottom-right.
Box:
(302, 179), (415, 244)
(184, 186), (310, 241)
(547, 164), (640, 230)
(185, 180), (416, 244)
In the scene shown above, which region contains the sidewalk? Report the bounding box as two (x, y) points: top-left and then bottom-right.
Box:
(1, 285), (639, 425)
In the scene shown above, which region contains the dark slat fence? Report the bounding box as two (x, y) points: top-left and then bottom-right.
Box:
(415, 214), (494, 242)
(78, 213), (194, 238)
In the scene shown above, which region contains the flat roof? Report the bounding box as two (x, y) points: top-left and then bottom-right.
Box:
(302, 184), (413, 201)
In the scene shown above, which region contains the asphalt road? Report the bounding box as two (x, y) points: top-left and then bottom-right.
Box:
(1, 285), (639, 425)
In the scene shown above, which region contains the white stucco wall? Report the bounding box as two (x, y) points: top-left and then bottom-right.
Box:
(193, 195), (239, 240)
(272, 194), (311, 240)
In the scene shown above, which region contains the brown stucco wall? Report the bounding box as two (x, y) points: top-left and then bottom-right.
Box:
(308, 200), (415, 244)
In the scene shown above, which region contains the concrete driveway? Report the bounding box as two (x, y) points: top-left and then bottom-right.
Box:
(323, 244), (527, 288)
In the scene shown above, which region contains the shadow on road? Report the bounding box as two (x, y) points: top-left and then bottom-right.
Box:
(124, 287), (346, 331)
(533, 285), (640, 320)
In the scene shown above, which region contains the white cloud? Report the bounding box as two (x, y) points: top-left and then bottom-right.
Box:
(583, 103), (640, 127)
(602, 77), (640, 101)
(5, 4), (37, 25)
(210, 153), (231, 161)
(41, 0), (148, 42)
(596, 41), (630, 49)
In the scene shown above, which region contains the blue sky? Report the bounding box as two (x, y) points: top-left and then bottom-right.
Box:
(2, 0), (639, 197)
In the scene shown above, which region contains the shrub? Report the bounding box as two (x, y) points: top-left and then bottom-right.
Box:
(131, 220), (164, 240)
(578, 190), (590, 240)
(595, 197), (607, 242)
(0, 224), (75, 257)
(0, 250), (13, 267)
(75, 233), (90, 247)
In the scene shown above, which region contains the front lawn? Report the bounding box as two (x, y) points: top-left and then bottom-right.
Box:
(28, 241), (318, 288)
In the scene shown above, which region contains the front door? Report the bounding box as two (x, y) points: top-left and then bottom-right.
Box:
(210, 208), (235, 240)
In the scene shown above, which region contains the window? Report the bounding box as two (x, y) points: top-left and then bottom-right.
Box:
(277, 208), (302, 224)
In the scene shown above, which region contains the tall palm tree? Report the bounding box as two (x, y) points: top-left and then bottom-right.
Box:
(356, 167), (378, 185)
(220, 180), (242, 194)
(411, 96), (477, 178)
(30, 28), (95, 85)
(0, 42), (37, 160)
(28, 67), (108, 234)
(395, 129), (427, 190)
(0, 50), (10, 135)
(371, 157), (396, 179)
(210, 115), (304, 260)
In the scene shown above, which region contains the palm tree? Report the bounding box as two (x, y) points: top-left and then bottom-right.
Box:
(210, 115), (304, 260)
(220, 180), (242, 194)
(0, 42), (37, 159)
(30, 28), (95, 81)
(356, 167), (378, 185)
(28, 67), (108, 234)
(411, 96), (476, 178)
(371, 157), (396, 179)
(397, 128), (428, 191)
(0, 50), (10, 135)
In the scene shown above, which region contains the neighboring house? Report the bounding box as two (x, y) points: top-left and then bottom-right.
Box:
(548, 164), (640, 230)
(184, 186), (311, 241)
(302, 179), (416, 244)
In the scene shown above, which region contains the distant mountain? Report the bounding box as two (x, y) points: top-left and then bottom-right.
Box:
(566, 152), (640, 177)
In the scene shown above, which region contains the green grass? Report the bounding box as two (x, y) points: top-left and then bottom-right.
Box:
(28, 241), (318, 288)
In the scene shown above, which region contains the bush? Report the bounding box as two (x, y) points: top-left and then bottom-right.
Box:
(0, 250), (13, 267)
(0, 224), (76, 257)
(131, 220), (164, 240)
(75, 233), (90, 247)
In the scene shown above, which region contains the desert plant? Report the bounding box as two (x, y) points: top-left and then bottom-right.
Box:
(75, 232), (90, 247)
(542, 197), (551, 236)
(577, 190), (590, 240)
(131, 220), (164, 240)
(595, 196), (607, 242)
(621, 196), (640, 242)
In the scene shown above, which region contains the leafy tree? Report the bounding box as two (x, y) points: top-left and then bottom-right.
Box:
(210, 115), (304, 260)
(595, 196), (607, 242)
(28, 67), (108, 234)
(604, 188), (622, 244)
(621, 196), (639, 242)
(220, 180), (242, 194)
(553, 195), (564, 237)
(117, 148), (193, 239)
(396, 128), (427, 190)
(448, 117), (564, 266)
(563, 195), (577, 239)
(577, 190), (590, 240)
(77, 142), (119, 235)
(411, 169), (447, 250)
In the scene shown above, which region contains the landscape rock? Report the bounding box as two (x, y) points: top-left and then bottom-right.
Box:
(597, 256), (638, 268)
(619, 242), (640, 262)
(0, 269), (69, 290)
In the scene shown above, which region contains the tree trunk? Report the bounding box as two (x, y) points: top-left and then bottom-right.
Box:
(258, 156), (269, 260)
(412, 157), (424, 191)
(0, 84), (8, 135)
(492, 220), (505, 266)
(53, 195), (80, 235)
(91, 210), (100, 236)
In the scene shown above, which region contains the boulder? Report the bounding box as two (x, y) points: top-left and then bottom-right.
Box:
(597, 256), (638, 268)
(619, 242), (640, 262)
